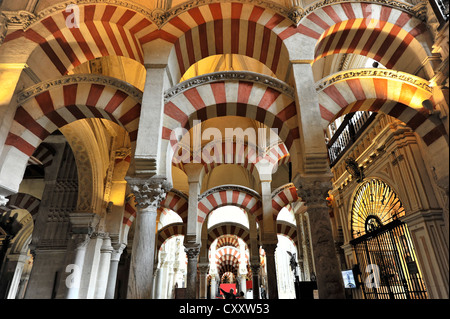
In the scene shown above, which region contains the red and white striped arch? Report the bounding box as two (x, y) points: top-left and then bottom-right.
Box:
(3, 4), (156, 79)
(298, 2), (430, 75)
(173, 140), (290, 177)
(208, 223), (250, 247)
(156, 222), (186, 251)
(157, 2), (298, 83)
(317, 73), (446, 147)
(198, 187), (262, 224)
(159, 190), (189, 224)
(271, 183), (298, 220)
(216, 234), (240, 249)
(277, 220), (298, 247)
(121, 195), (137, 244)
(4, 79), (141, 172)
(163, 80), (299, 161)
(5, 193), (41, 219)
(29, 143), (55, 168)
(215, 246), (247, 273)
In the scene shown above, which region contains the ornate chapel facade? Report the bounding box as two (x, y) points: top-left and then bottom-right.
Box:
(0, 0), (448, 300)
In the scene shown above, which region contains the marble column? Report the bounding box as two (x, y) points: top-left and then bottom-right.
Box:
(250, 264), (260, 299)
(65, 234), (90, 299)
(183, 163), (203, 299)
(261, 243), (278, 299)
(105, 244), (125, 299)
(239, 274), (247, 296)
(198, 263), (209, 299)
(259, 170), (279, 298)
(94, 235), (113, 299)
(210, 273), (217, 299)
(296, 177), (345, 299)
(185, 243), (200, 299)
(65, 212), (100, 299)
(125, 177), (171, 299)
(5, 252), (28, 299)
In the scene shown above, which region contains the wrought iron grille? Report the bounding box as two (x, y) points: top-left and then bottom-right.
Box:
(351, 219), (428, 299)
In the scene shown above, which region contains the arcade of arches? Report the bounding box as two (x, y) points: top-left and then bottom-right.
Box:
(0, 0), (448, 300)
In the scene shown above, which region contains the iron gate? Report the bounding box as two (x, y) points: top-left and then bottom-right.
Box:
(351, 219), (427, 299)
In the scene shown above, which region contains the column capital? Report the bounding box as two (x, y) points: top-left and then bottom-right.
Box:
(126, 176), (171, 210)
(184, 243), (201, 259)
(250, 264), (260, 273)
(294, 175), (332, 209)
(198, 263), (209, 274)
(262, 243), (277, 255)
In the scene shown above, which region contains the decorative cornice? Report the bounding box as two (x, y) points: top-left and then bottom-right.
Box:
(316, 68), (433, 93)
(17, 74), (143, 104)
(151, 0), (294, 27)
(165, 71), (295, 103)
(2, 0), (422, 34)
(1, 10), (36, 29)
(300, 0), (420, 22)
(23, 0), (154, 30)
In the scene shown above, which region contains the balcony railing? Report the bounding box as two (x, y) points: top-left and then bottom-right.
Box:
(327, 112), (377, 167)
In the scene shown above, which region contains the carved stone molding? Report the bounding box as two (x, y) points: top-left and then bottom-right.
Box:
(164, 71), (295, 103)
(151, 0), (293, 27)
(4, 0), (421, 35)
(1, 10), (36, 29)
(300, 0), (421, 23)
(316, 68), (433, 93)
(18, 74), (143, 104)
(68, 212), (100, 235)
(22, 0), (153, 30)
(126, 177), (172, 210)
(0, 14), (7, 45)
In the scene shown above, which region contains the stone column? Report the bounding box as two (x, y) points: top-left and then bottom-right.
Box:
(198, 263), (209, 299)
(239, 274), (247, 296)
(125, 177), (171, 299)
(185, 243), (200, 299)
(250, 264), (260, 299)
(94, 235), (113, 299)
(65, 234), (90, 299)
(183, 163), (203, 299)
(259, 175), (279, 299)
(296, 177), (345, 299)
(154, 251), (167, 299)
(210, 272), (217, 299)
(5, 252), (28, 299)
(261, 243), (278, 299)
(65, 212), (100, 299)
(105, 244), (125, 299)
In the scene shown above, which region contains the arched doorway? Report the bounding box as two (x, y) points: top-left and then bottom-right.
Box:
(350, 179), (427, 299)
